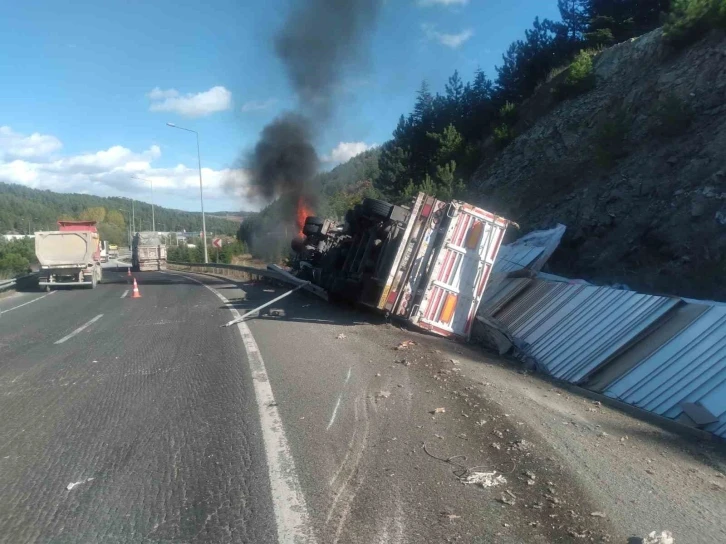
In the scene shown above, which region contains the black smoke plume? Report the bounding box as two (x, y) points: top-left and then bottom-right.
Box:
(243, 0), (380, 206)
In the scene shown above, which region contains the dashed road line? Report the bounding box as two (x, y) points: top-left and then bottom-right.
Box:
(120, 290), (129, 298)
(164, 272), (317, 544)
(0, 291), (56, 315)
(54, 314), (104, 344)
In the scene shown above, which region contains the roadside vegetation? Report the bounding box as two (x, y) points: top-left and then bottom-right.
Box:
(664, 0), (726, 46)
(167, 239), (248, 265)
(0, 182), (241, 239)
(0, 238), (35, 278)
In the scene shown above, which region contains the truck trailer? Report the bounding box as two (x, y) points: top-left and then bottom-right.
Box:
(35, 221), (103, 291)
(290, 192), (510, 340)
(132, 232), (167, 272)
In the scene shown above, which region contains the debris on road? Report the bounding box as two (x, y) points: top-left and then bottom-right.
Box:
(395, 358), (411, 366)
(639, 531), (674, 544)
(431, 407), (446, 414)
(336, 333), (347, 339)
(222, 282), (310, 327)
(461, 471), (507, 488)
(66, 478), (94, 491)
(590, 512), (606, 518)
(395, 340), (416, 350)
(375, 390), (390, 400)
(498, 494), (516, 506)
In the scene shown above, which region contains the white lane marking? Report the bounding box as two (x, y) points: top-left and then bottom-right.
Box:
(165, 272), (317, 544)
(1, 291), (56, 314)
(326, 396), (343, 431)
(120, 290), (129, 299)
(345, 366), (352, 384)
(54, 314), (104, 344)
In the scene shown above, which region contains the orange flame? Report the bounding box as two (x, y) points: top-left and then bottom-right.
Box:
(296, 196), (314, 235)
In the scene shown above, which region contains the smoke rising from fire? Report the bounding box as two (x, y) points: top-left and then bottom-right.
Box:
(241, 0), (381, 208)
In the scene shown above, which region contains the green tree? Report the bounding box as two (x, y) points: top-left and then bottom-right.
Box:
(105, 209), (126, 229)
(79, 206), (107, 223)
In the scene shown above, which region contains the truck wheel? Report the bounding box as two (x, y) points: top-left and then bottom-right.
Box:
(305, 216), (324, 227)
(91, 275), (97, 289)
(302, 223), (321, 236)
(362, 198), (394, 220)
(44, 285), (51, 293)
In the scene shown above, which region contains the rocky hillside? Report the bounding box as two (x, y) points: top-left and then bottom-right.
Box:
(472, 28), (726, 300)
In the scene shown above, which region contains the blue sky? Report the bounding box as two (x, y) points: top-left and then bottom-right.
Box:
(0, 0), (558, 212)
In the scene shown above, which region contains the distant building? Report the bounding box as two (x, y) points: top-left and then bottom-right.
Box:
(3, 234), (34, 241)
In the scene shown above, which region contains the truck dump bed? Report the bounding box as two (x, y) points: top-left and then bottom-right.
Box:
(35, 231), (98, 267)
(132, 232), (168, 271)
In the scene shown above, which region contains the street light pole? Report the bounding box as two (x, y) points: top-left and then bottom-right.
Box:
(166, 122), (208, 263)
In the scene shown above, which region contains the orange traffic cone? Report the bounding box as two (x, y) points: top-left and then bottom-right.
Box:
(127, 267), (131, 277)
(132, 278), (142, 298)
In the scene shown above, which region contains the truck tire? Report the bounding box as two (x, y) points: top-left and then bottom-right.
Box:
(305, 216), (324, 227)
(362, 198), (394, 220)
(303, 223), (321, 236)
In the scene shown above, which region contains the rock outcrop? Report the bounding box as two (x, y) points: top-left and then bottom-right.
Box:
(473, 29), (726, 299)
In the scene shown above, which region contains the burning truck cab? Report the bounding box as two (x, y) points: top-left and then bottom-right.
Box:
(290, 192), (511, 340)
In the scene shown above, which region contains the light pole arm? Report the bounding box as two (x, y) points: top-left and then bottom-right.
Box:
(167, 122), (208, 264)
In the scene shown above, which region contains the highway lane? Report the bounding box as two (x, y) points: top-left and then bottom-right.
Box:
(169, 273), (622, 543)
(0, 269), (276, 543)
(2, 267), (724, 543)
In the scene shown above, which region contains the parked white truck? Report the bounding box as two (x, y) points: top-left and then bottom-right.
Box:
(132, 232), (167, 271)
(35, 221), (103, 291)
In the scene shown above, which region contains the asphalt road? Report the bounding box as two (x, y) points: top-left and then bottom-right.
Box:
(1, 266), (724, 543)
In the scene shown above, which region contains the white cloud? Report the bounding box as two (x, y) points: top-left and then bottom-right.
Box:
(422, 24), (474, 48)
(147, 86), (232, 117)
(0, 125), (256, 210)
(419, 0), (468, 5)
(323, 142), (375, 164)
(0, 126), (63, 161)
(240, 98), (277, 113)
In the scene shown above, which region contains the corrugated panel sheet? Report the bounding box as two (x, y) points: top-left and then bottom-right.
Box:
(491, 245), (544, 276)
(493, 280), (680, 383)
(479, 278), (532, 316)
(605, 306), (726, 438)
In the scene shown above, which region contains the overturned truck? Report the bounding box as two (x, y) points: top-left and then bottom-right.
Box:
(290, 192), (510, 340)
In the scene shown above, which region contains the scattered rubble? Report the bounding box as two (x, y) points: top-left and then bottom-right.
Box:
(638, 531), (674, 544)
(66, 478), (94, 491)
(431, 407), (446, 414)
(375, 391), (390, 400)
(461, 471), (507, 488)
(395, 340), (416, 350)
(336, 333), (347, 339)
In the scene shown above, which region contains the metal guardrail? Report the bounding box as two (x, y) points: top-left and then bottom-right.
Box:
(168, 261), (285, 280)
(0, 273), (37, 292)
(167, 262), (328, 300)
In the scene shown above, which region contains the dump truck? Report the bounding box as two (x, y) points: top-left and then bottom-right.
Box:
(132, 232), (167, 271)
(100, 241), (109, 263)
(290, 192), (511, 340)
(35, 221), (103, 291)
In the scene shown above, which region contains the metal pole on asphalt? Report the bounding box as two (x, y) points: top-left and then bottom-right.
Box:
(166, 122), (208, 263)
(222, 282), (310, 327)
